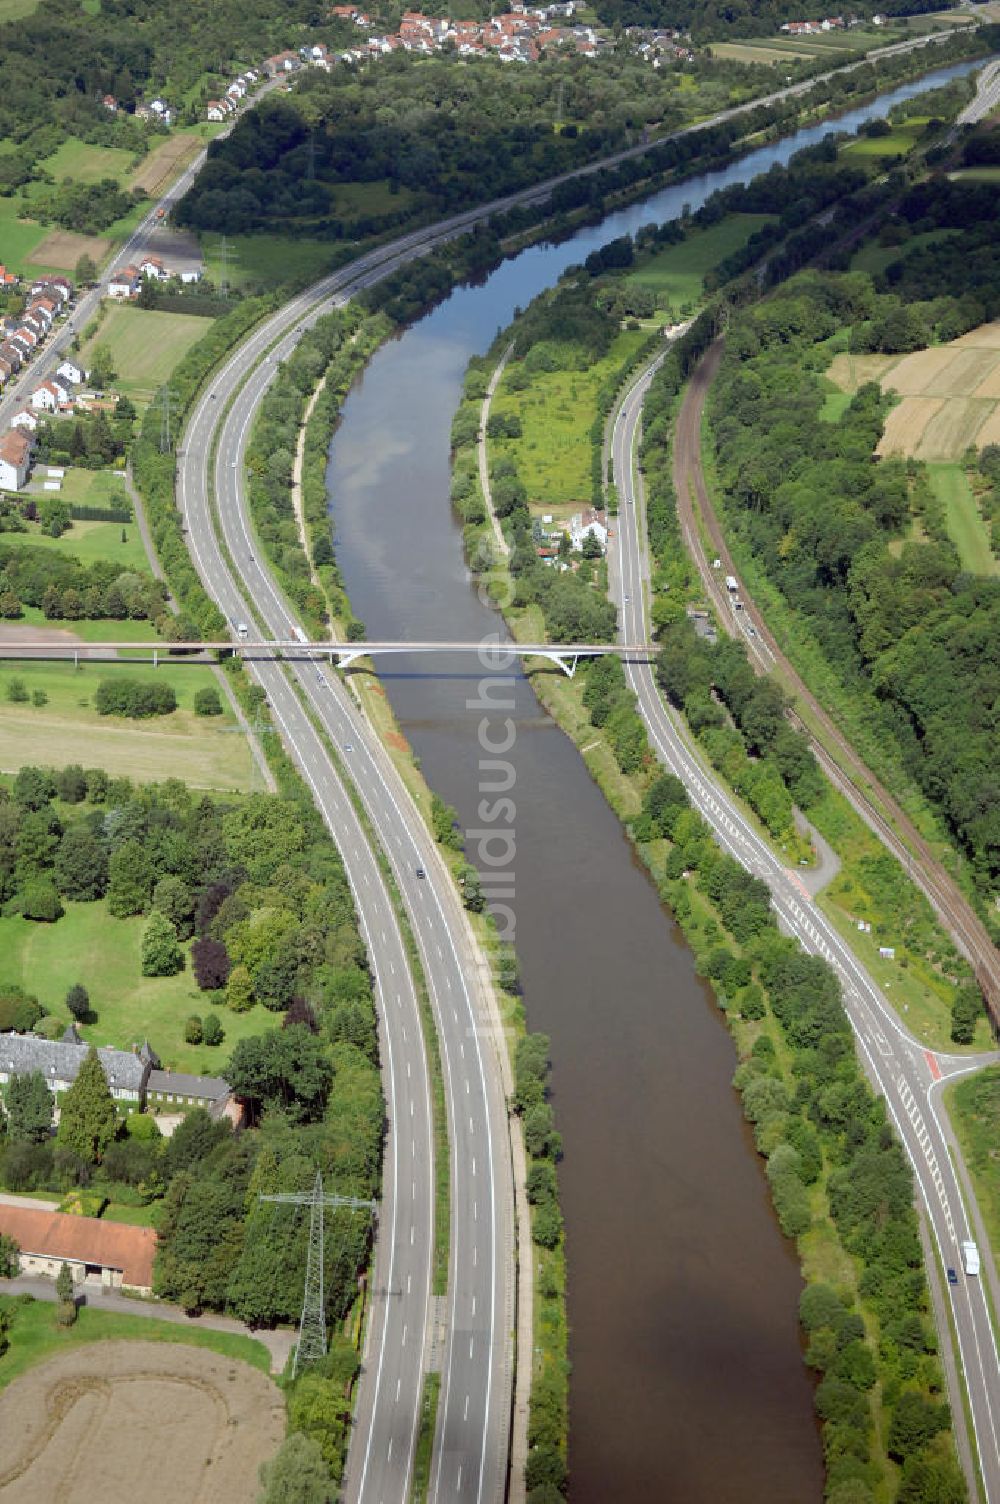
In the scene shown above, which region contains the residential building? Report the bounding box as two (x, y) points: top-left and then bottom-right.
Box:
(146, 1068), (242, 1124)
(264, 50), (301, 76)
(138, 255), (167, 281)
(108, 265), (140, 300)
(57, 359), (85, 385)
(30, 379), (69, 412)
(0, 429), (32, 491)
(0, 1204), (157, 1293)
(206, 100), (228, 121)
(0, 264), (19, 288)
(10, 408), (38, 432)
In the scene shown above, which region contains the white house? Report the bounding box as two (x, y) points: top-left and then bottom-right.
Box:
(0, 429), (32, 491)
(206, 100), (228, 121)
(570, 507), (608, 553)
(138, 255), (167, 281)
(30, 379), (69, 412)
(10, 409), (38, 432)
(179, 268), (202, 284)
(108, 265), (140, 300)
(57, 359), (85, 386)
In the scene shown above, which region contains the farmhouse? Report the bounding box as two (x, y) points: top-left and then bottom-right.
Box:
(146, 1068), (241, 1123)
(0, 1204), (156, 1293)
(0, 429), (32, 491)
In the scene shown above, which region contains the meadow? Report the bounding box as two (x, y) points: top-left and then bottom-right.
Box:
(627, 213), (775, 313)
(0, 902), (274, 1073)
(78, 306), (211, 401)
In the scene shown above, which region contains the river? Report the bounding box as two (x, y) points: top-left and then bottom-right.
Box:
(325, 59), (984, 1503)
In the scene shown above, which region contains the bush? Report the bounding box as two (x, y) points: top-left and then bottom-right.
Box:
(203, 1012), (224, 1046)
(194, 686), (223, 716)
(94, 677), (177, 718)
(184, 1014), (204, 1045)
(21, 877), (64, 922)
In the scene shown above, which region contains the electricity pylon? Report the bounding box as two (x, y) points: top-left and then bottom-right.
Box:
(260, 1171), (376, 1377)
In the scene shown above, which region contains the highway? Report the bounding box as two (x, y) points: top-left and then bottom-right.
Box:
(610, 354), (1000, 1500)
(958, 56), (1000, 123)
(176, 245), (518, 1503)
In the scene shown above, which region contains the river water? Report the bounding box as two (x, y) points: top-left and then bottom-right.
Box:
(325, 60), (983, 1503)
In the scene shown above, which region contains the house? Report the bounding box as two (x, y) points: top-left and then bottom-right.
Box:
(102, 93), (119, 112)
(206, 100), (228, 121)
(0, 342), (22, 372)
(0, 1204), (157, 1294)
(146, 1068), (242, 1124)
(138, 255), (167, 281)
(264, 50), (301, 76)
(12, 327), (38, 352)
(244, 67), (260, 83)
(57, 359), (85, 386)
(179, 268), (202, 284)
(10, 409), (38, 432)
(0, 429), (32, 491)
(0, 264), (19, 288)
(31, 275), (71, 303)
(108, 265), (140, 300)
(570, 507), (608, 552)
(226, 80), (246, 100)
(30, 380), (69, 412)
(0, 359), (13, 386)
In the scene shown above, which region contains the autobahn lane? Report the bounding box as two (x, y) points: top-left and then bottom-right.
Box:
(610, 356), (1000, 1501)
(178, 378), (438, 1503)
(177, 260), (515, 1502)
(212, 355), (514, 1504)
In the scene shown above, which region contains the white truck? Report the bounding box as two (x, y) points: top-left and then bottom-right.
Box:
(290, 625), (309, 646)
(962, 1239), (980, 1276)
(724, 574), (739, 593)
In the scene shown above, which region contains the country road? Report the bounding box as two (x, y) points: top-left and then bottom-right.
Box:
(610, 349), (1000, 1501)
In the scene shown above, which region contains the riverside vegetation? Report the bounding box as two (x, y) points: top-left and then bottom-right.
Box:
(449, 126), (998, 1496)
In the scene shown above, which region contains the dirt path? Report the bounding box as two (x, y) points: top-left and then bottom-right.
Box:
(291, 376), (330, 601)
(672, 342), (1000, 1010)
(477, 344), (513, 560)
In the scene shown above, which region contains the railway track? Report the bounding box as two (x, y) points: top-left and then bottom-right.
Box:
(672, 341), (1000, 1017)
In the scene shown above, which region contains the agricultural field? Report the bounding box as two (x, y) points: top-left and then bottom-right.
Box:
(33, 138), (136, 188)
(926, 462), (997, 575)
(0, 656), (257, 791)
(78, 306), (210, 402)
(627, 213), (775, 313)
(0, 903), (273, 1073)
(0, 1341), (283, 1504)
(26, 229), (113, 275)
(827, 321), (1000, 460)
(129, 133), (202, 197)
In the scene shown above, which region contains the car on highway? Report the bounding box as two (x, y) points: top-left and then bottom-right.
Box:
(344, 742), (353, 752)
(947, 1267), (958, 1285)
(623, 594), (630, 604)
(415, 867), (426, 879)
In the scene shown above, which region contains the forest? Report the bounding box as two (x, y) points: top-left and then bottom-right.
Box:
(0, 768), (382, 1481)
(707, 240), (1000, 904)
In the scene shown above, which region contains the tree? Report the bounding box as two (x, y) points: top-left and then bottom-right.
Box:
(57, 1046), (116, 1163)
(74, 253), (97, 284)
(192, 936), (232, 991)
(0, 1234), (19, 1279)
(287, 1374), (351, 1477)
(21, 876), (63, 922)
(56, 1259), (76, 1317)
(141, 910), (184, 977)
(89, 343), (117, 389)
(106, 838), (152, 916)
(4, 1070), (53, 1144)
(66, 984), (90, 1023)
(256, 1433), (335, 1504)
(226, 1025), (333, 1125)
(226, 963), (255, 1013)
(152, 875), (195, 939)
(194, 687), (223, 716)
(203, 1013), (224, 1046)
(55, 826), (108, 900)
(184, 1014), (204, 1044)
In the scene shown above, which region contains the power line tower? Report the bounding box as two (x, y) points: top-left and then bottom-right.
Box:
(156, 386), (179, 453)
(260, 1172), (376, 1378)
(306, 130), (317, 182)
(217, 234), (238, 301)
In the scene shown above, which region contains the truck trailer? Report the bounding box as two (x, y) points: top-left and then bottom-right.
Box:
(962, 1239), (980, 1276)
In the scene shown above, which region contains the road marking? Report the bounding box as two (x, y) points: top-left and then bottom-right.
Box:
(924, 1050), (942, 1082)
(464, 1393), (470, 1420)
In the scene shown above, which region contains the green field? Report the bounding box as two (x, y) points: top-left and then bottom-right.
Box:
(494, 325), (650, 507)
(0, 901), (275, 1073)
(627, 214), (775, 312)
(950, 166), (1000, 184)
(78, 306), (211, 399)
(841, 121), (926, 166)
(819, 389), (851, 423)
(201, 232), (339, 292)
(333, 179), (416, 221)
(0, 0), (41, 18)
(945, 1067), (1000, 1281)
(35, 137), (136, 188)
(4, 513), (147, 573)
(850, 227), (959, 278)
(927, 462), (997, 575)
(0, 659), (257, 790)
(0, 198), (49, 270)
(0, 1297), (271, 1392)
